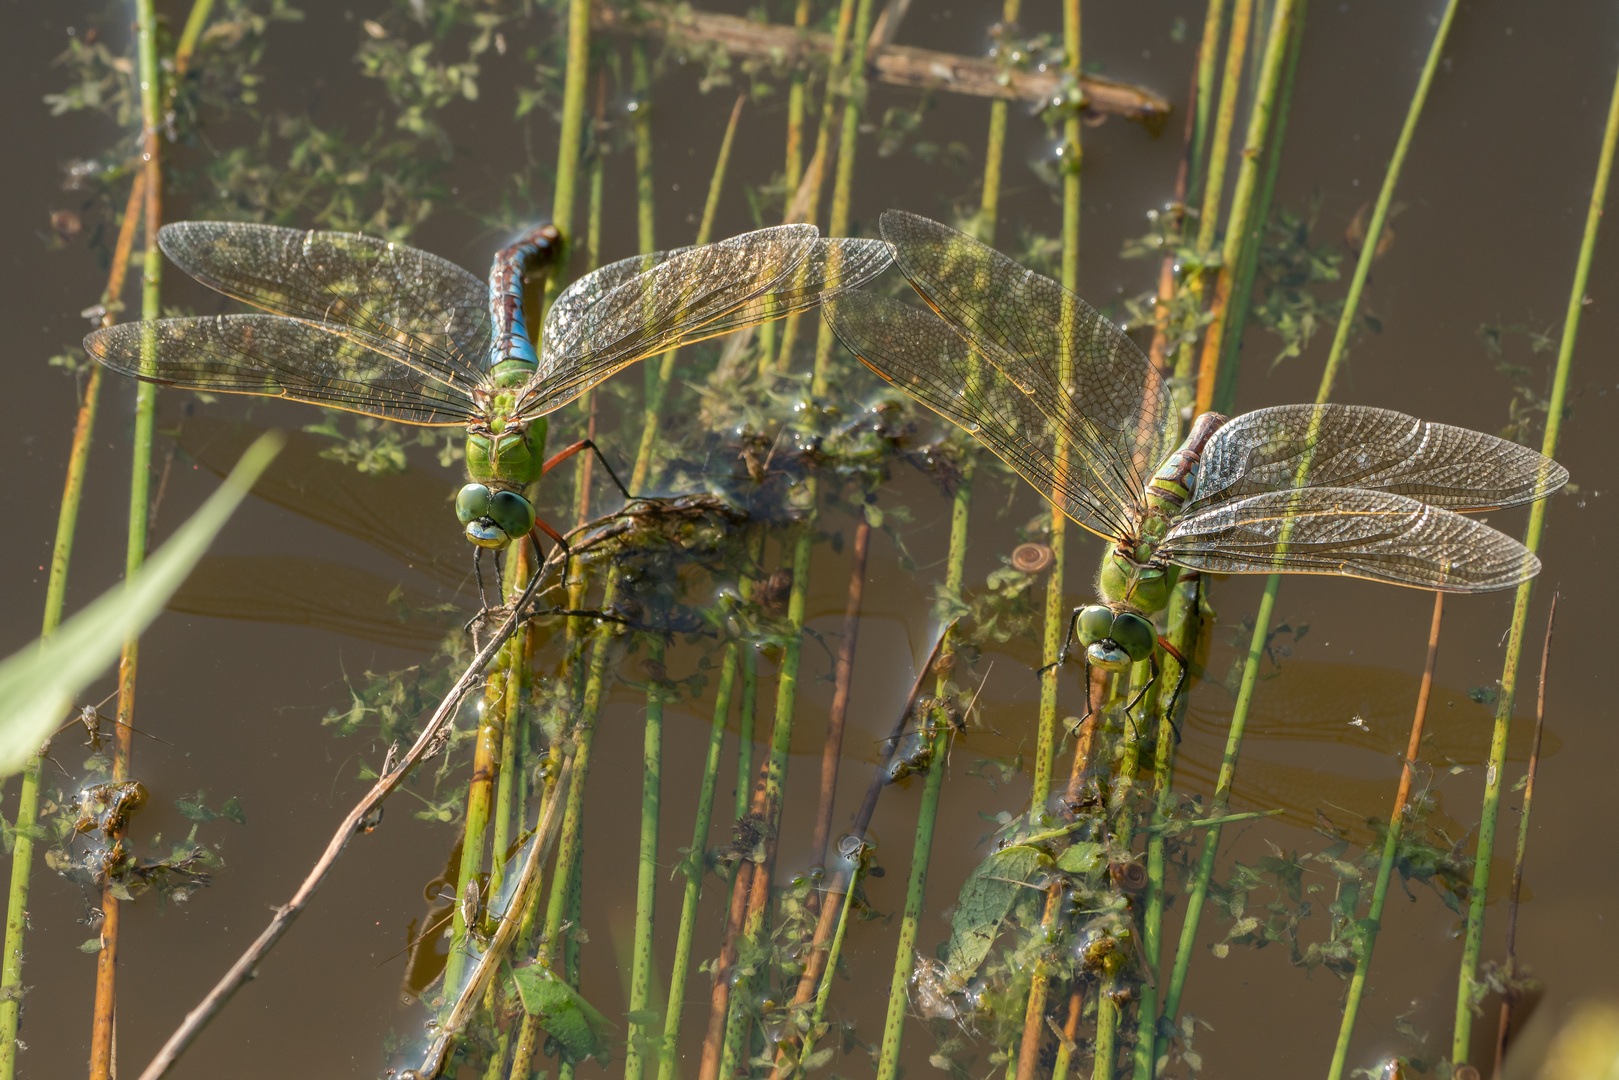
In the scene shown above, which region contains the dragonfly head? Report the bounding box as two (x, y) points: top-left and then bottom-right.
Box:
(1076, 605), (1155, 673)
(1097, 552), (1169, 616)
(456, 483), (535, 550)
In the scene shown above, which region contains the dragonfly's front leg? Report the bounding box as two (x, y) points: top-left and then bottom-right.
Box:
(1036, 606), (1087, 678)
(1155, 634), (1191, 743)
(1122, 654), (1160, 741)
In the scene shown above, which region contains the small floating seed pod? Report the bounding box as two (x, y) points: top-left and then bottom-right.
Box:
(1011, 542), (1055, 573)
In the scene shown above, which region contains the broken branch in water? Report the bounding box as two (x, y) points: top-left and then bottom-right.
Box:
(592, 2), (1171, 122)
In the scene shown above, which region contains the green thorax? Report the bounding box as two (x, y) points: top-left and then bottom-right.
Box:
(467, 409), (548, 489)
(1096, 411), (1228, 617)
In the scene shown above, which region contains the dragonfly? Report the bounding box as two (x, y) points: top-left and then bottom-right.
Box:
(826, 211), (1567, 719)
(86, 219), (893, 570)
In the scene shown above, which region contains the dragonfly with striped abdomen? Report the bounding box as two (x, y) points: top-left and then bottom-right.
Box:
(826, 211), (1566, 722)
(86, 220), (892, 579)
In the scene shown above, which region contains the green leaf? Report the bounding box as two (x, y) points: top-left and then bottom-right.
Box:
(78, 937), (103, 954)
(510, 965), (615, 1061)
(940, 844), (1042, 979)
(219, 797), (247, 826)
(1056, 841), (1104, 875)
(0, 433), (283, 777)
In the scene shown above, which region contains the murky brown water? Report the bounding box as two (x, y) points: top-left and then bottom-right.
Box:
(5, 1), (1619, 1076)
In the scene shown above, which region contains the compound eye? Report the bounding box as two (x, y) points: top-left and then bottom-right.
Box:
(488, 490), (536, 539)
(1077, 605), (1115, 645)
(1109, 612), (1156, 663)
(456, 484), (492, 525)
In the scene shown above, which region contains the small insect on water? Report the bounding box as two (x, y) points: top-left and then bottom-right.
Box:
(827, 211), (1568, 732)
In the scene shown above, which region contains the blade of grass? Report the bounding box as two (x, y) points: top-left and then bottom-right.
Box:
(90, 0), (166, 1066)
(1160, 0), (1458, 1039)
(1193, 0), (1299, 414)
(1453, 46), (1619, 1062)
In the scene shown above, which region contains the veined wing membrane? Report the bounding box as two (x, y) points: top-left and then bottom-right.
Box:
(879, 210), (1173, 516)
(691, 238), (895, 338)
(85, 315), (477, 425)
(159, 221), (490, 393)
(1191, 404), (1569, 512)
(1162, 487), (1540, 591)
(524, 225), (885, 416)
(541, 246), (690, 357)
(826, 293), (1138, 543)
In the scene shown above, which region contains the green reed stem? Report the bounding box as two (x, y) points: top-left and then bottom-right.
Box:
(632, 44), (656, 256)
(1210, 0), (1306, 416)
(809, 0), (878, 384)
(761, 0), (814, 373)
(773, 0), (856, 372)
(545, 0), (593, 300)
(656, 644), (739, 1080)
(1162, 1), (1456, 1042)
(1032, 0), (1082, 814)
(571, 72), (608, 525)
(88, 6), (164, 1071)
(625, 639), (666, 1080)
(630, 93), (743, 492)
(874, 726), (949, 1080)
(446, 639), (513, 995)
(1452, 45), (1618, 1064)
(1193, 0), (1297, 414)
(1328, 593), (1442, 1080)
(489, 591), (532, 902)
(1186, 0), (1226, 206)
(1132, 572), (1201, 1080)
(1193, 0), (1252, 256)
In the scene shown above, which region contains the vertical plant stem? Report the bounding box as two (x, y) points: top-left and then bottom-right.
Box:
(632, 43), (657, 256)
(446, 644), (512, 996)
(631, 93), (744, 492)
(1327, 592), (1443, 1080)
(760, 0), (813, 373)
(1193, 0), (1297, 414)
(1132, 572), (1201, 1080)
(0, 160), (147, 1080)
(1454, 44), (1617, 1062)
(809, 509), (872, 871)
(1193, 0), (1252, 258)
(1494, 596), (1556, 1074)
(1186, 0), (1227, 206)
(1209, 0), (1306, 416)
(1033, 0), (1082, 814)
(656, 644), (739, 1080)
(572, 70), (609, 525)
(490, 544), (535, 903)
(89, 3), (164, 1071)
(1161, 2), (1457, 1043)
(774, 0), (856, 371)
(546, 0), (593, 302)
(624, 639), (665, 1080)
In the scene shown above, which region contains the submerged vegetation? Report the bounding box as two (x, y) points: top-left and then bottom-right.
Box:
(7, 1), (1610, 1079)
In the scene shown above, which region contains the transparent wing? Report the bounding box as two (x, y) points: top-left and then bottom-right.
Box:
(523, 226), (891, 416)
(85, 315), (477, 425)
(825, 293), (1138, 542)
(1190, 404), (1569, 512)
(541, 246), (690, 354)
(158, 221), (491, 393)
(1161, 487), (1540, 592)
(880, 210), (1173, 514)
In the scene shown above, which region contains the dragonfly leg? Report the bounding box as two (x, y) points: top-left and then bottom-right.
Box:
(1156, 634), (1191, 744)
(542, 439), (634, 501)
(473, 548), (493, 611)
(1036, 607), (1085, 678)
(1076, 655), (1095, 728)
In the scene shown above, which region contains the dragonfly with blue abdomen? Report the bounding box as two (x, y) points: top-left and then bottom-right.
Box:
(827, 211), (1566, 719)
(86, 220), (892, 568)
